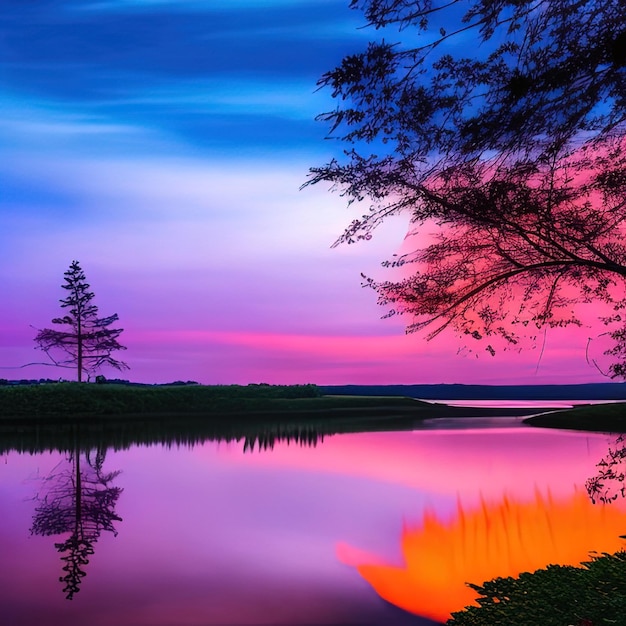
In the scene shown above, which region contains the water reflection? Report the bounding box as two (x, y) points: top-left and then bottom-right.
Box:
(30, 438), (122, 599)
(10, 420), (339, 602)
(338, 490), (626, 623)
(0, 416), (619, 625)
(0, 415), (387, 456)
(242, 425), (324, 452)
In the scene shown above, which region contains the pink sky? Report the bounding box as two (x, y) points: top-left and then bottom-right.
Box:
(0, 157), (614, 386)
(0, 24), (617, 386)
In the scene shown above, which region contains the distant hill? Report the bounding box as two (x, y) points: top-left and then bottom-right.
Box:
(321, 383), (626, 400)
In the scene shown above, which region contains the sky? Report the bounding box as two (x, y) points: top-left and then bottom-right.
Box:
(0, 0), (615, 385)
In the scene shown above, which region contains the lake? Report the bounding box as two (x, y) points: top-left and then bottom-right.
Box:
(0, 414), (623, 625)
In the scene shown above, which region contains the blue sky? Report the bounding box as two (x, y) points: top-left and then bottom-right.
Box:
(1, 0), (359, 155)
(0, 0), (608, 384)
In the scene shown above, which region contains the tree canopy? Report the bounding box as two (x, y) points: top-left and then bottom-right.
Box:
(34, 261), (128, 382)
(307, 0), (626, 376)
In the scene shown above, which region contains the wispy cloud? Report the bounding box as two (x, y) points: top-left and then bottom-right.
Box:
(75, 0), (338, 10)
(99, 79), (330, 120)
(0, 0), (606, 384)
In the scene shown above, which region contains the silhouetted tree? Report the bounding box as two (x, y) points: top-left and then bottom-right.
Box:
(587, 434), (626, 505)
(307, 1), (626, 376)
(34, 261), (128, 382)
(31, 442), (122, 599)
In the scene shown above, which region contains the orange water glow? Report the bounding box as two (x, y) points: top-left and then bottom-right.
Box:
(337, 490), (626, 623)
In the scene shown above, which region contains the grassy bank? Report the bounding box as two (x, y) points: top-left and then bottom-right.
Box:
(524, 402), (626, 432)
(0, 383), (431, 419)
(0, 382), (548, 422)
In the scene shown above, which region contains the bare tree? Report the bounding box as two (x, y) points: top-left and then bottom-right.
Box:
(307, 0), (626, 375)
(34, 261), (128, 382)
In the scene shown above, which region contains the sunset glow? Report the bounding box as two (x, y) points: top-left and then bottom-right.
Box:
(0, 1), (617, 385)
(338, 490), (626, 623)
(3, 3), (626, 626)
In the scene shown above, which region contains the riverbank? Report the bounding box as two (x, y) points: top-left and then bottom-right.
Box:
(4, 382), (625, 433)
(2, 382), (622, 453)
(0, 382), (547, 421)
(524, 402), (626, 432)
(0, 383), (543, 454)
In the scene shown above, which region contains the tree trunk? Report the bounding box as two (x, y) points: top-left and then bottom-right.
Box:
(77, 319), (82, 383)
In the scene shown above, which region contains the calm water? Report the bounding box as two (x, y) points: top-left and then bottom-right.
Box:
(0, 416), (622, 625)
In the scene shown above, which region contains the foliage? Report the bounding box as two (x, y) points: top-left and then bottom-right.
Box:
(447, 551), (626, 626)
(34, 261), (128, 382)
(587, 433), (626, 504)
(308, 0), (626, 375)
(0, 383), (334, 418)
(317, 1), (626, 164)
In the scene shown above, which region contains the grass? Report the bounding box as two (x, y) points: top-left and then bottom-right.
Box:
(524, 402), (626, 432)
(0, 383), (434, 420)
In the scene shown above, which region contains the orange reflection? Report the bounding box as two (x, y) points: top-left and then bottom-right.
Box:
(338, 491), (626, 623)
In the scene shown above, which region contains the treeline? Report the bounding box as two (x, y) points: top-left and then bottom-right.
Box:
(322, 384), (626, 401)
(0, 383), (321, 418)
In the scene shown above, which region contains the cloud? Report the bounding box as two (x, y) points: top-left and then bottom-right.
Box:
(72, 0), (350, 18)
(0, 82), (333, 160)
(0, 1), (613, 385)
(100, 78), (330, 121)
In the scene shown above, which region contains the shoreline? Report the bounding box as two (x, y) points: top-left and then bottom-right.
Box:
(0, 403), (551, 456)
(0, 382), (550, 421)
(0, 382), (623, 434)
(523, 403), (626, 432)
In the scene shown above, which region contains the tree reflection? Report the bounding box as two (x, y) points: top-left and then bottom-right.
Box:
(242, 425), (324, 452)
(586, 434), (626, 504)
(30, 442), (122, 599)
(1, 416), (368, 456)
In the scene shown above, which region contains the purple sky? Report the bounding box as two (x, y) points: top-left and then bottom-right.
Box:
(0, 0), (614, 384)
